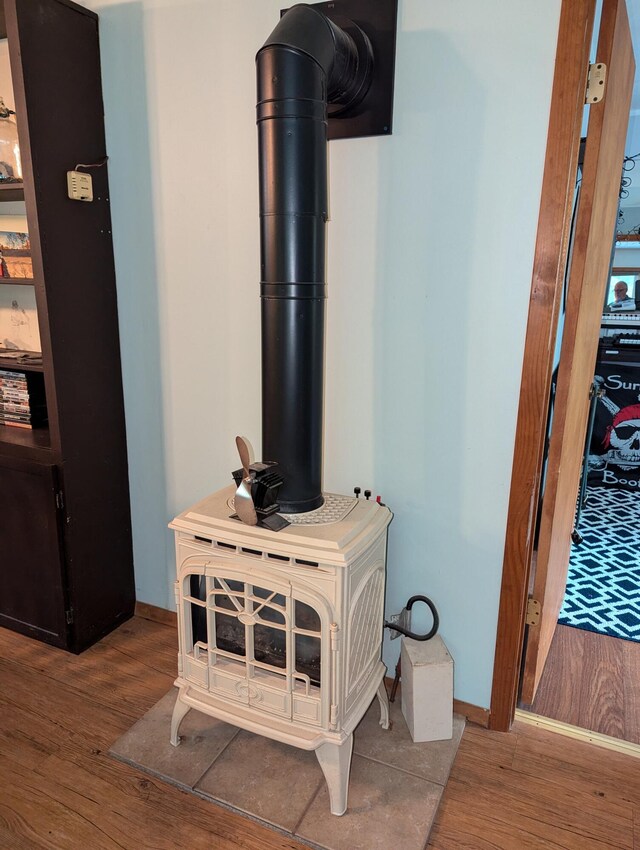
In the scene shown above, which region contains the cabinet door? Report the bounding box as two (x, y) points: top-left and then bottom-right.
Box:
(0, 456), (68, 646)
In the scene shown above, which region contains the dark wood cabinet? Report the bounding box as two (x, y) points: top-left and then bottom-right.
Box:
(0, 0), (135, 651)
(0, 456), (67, 644)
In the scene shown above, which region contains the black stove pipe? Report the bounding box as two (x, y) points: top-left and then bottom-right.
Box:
(256, 5), (371, 513)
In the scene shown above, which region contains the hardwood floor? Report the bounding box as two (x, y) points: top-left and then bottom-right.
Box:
(2, 617), (640, 849)
(526, 623), (640, 744)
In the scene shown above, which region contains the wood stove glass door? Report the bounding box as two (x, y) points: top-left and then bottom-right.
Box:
(181, 564), (325, 725)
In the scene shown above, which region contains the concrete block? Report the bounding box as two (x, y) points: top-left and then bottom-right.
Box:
(400, 635), (454, 743)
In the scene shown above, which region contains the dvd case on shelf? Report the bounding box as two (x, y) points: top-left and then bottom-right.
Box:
(0, 367), (46, 429)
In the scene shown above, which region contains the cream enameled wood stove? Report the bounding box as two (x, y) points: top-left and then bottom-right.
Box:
(169, 486), (392, 815)
(169, 2), (399, 817)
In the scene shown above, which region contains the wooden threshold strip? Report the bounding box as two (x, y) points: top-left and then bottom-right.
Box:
(515, 710), (640, 759)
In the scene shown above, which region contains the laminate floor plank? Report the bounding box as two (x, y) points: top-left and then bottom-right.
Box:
(442, 748), (631, 848)
(0, 752), (124, 850)
(40, 750), (304, 850)
(0, 821), (49, 850)
(0, 626), (174, 718)
(0, 658), (139, 749)
(623, 640), (640, 746)
(528, 622), (585, 725)
(0, 699), (62, 772)
(444, 721), (517, 772)
(525, 624), (640, 744)
(429, 775), (630, 850)
(512, 720), (640, 803)
(0, 749), (293, 850)
(99, 616), (180, 673)
(0, 749), (306, 850)
(576, 630), (625, 740)
(428, 721), (635, 850)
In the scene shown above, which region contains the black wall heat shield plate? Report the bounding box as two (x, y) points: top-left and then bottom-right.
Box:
(281, 0), (398, 140)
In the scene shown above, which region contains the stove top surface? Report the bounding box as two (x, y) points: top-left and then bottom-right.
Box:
(171, 484), (392, 559)
(229, 492), (356, 526)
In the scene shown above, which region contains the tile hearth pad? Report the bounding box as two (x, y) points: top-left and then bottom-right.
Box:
(110, 687), (464, 850)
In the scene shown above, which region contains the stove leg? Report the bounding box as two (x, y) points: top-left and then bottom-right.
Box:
(170, 693), (191, 747)
(376, 678), (391, 730)
(315, 734), (353, 816)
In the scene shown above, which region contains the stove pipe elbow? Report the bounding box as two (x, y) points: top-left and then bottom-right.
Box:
(257, 5), (371, 514)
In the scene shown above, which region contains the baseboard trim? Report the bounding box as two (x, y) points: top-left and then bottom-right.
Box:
(453, 699), (490, 728)
(515, 710), (640, 758)
(135, 602), (177, 628)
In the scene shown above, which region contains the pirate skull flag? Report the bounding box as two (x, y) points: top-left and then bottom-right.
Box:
(588, 367), (640, 491)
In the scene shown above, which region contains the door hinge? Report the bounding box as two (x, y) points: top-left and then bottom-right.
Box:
(55, 490), (64, 510)
(65, 607), (74, 625)
(585, 62), (606, 104)
(526, 597), (541, 626)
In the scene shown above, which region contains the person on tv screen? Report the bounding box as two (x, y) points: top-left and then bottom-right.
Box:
(608, 281), (636, 311)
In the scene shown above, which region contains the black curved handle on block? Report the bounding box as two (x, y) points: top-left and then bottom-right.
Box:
(385, 595), (439, 641)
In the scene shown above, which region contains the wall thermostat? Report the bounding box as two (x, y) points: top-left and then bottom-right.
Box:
(67, 170), (93, 202)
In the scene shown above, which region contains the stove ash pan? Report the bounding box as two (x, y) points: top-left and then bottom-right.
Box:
(169, 486), (392, 816)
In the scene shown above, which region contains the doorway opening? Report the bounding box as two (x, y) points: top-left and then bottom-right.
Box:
(490, 0), (637, 735)
(519, 254), (640, 742)
(517, 130), (640, 741)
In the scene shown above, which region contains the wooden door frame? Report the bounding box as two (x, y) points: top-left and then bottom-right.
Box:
(489, 0), (597, 732)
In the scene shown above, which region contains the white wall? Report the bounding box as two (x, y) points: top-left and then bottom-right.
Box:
(614, 245), (640, 266)
(84, 0), (561, 708)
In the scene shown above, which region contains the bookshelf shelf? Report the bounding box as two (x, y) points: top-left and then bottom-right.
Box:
(0, 354), (43, 372)
(0, 182), (24, 202)
(0, 0), (135, 652)
(0, 420), (50, 456)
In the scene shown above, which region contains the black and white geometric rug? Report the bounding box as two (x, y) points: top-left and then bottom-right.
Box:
(558, 486), (640, 642)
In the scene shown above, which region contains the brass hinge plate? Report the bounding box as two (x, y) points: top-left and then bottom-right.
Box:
(526, 598), (541, 626)
(66, 607), (74, 625)
(585, 63), (606, 104)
